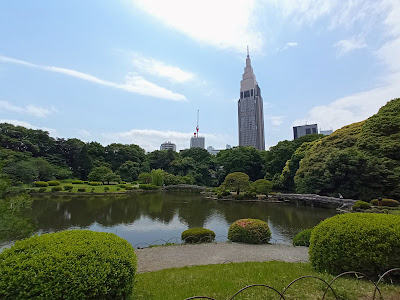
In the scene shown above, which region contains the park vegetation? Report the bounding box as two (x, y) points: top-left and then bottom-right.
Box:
(227, 218), (271, 244)
(0, 98), (399, 200)
(181, 227), (215, 243)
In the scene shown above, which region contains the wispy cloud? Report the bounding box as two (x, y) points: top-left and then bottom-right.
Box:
(266, 116), (285, 126)
(0, 55), (186, 101)
(131, 53), (194, 83)
(101, 128), (234, 152)
(280, 42), (299, 52)
(0, 100), (57, 118)
(0, 119), (57, 136)
(335, 36), (367, 55)
(131, 0), (263, 54)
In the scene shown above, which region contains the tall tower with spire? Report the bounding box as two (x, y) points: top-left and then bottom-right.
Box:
(238, 47), (265, 151)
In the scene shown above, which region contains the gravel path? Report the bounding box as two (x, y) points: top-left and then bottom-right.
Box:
(136, 242), (309, 273)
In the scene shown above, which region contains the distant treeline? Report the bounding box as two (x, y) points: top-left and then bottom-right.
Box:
(0, 98), (399, 200)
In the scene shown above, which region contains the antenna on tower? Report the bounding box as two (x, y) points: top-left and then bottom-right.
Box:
(247, 45), (249, 57)
(196, 109), (199, 136)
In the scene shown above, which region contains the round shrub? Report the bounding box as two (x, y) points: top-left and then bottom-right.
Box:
(118, 184), (127, 188)
(0, 230), (137, 299)
(83, 181), (89, 184)
(77, 188), (86, 192)
(104, 186), (110, 191)
(89, 181), (102, 186)
(34, 181), (48, 187)
(309, 213), (400, 276)
(125, 186), (134, 190)
(47, 180), (60, 186)
(72, 180), (83, 184)
(228, 219), (271, 244)
(181, 228), (216, 243)
(370, 198), (400, 207)
(63, 185), (73, 191)
(352, 200), (371, 210)
(293, 228), (313, 247)
(51, 186), (62, 192)
(38, 187), (47, 193)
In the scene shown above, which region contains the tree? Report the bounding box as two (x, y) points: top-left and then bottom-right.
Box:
(117, 161), (140, 182)
(138, 172), (152, 184)
(77, 144), (93, 180)
(146, 149), (177, 173)
(223, 172), (250, 194)
(88, 166), (113, 184)
(151, 169), (165, 186)
(103, 172), (121, 185)
(251, 179), (273, 195)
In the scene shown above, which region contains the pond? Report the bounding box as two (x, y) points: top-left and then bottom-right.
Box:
(2, 191), (337, 249)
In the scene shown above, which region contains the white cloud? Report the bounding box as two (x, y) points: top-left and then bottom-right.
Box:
(0, 55), (186, 101)
(266, 116), (285, 126)
(131, 0), (263, 53)
(335, 37), (367, 55)
(0, 100), (57, 118)
(77, 129), (91, 138)
(131, 54), (194, 83)
(0, 119), (57, 136)
(280, 42), (299, 52)
(101, 129), (234, 152)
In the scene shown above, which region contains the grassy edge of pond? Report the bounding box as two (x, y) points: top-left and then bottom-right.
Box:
(133, 261), (400, 300)
(26, 182), (143, 194)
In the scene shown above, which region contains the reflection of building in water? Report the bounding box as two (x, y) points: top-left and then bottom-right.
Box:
(293, 124), (318, 139)
(238, 47), (265, 151)
(160, 141), (176, 151)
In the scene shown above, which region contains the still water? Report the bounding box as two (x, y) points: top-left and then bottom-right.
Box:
(7, 191), (337, 248)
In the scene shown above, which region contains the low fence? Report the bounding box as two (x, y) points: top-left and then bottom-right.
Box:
(184, 269), (400, 300)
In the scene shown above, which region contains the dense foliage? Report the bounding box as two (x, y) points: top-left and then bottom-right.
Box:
(228, 219), (271, 244)
(352, 200), (371, 210)
(292, 228), (313, 247)
(370, 198), (400, 207)
(295, 98), (400, 200)
(309, 213), (400, 276)
(222, 172), (250, 194)
(181, 227), (216, 243)
(0, 230), (137, 299)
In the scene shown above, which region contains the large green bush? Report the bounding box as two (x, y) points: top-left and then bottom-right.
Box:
(309, 213), (400, 276)
(34, 181), (48, 187)
(228, 219), (271, 244)
(89, 181), (102, 186)
(139, 184), (160, 190)
(181, 228), (216, 243)
(370, 198), (399, 207)
(293, 228), (313, 247)
(63, 185), (73, 191)
(51, 186), (62, 192)
(0, 230), (137, 299)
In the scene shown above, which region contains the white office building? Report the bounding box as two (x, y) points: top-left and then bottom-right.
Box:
(160, 141), (176, 151)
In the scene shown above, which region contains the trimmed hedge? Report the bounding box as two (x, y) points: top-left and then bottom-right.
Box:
(47, 180), (60, 186)
(34, 181), (48, 187)
(228, 219), (271, 244)
(125, 186), (134, 190)
(370, 198), (400, 207)
(0, 230), (137, 299)
(63, 185), (73, 191)
(89, 182), (102, 186)
(309, 213), (400, 276)
(181, 228), (216, 243)
(118, 184), (127, 188)
(72, 180), (84, 184)
(139, 184), (160, 190)
(51, 186), (62, 192)
(293, 228), (313, 247)
(77, 188), (86, 192)
(352, 200), (371, 210)
(38, 187), (47, 193)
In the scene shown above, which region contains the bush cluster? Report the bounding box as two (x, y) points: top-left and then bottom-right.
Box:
(63, 185), (73, 191)
(139, 184), (160, 190)
(293, 228), (313, 247)
(181, 228), (216, 243)
(77, 188), (86, 192)
(89, 182), (102, 186)
(38, 187), (47, 193)
(34, 181), (48, 187)
(0, 230), (137, 299)
(72, 180), (83, 184)
(228, 219), (271, 244)
(47, 181), (60, 186)
(370, 198), (400, 207)
(352, 200), (371, 210)
(125, 186), (134, 190)
(309, 213), (400, 276)
(118, 184), (127, 188)
(51, 186), (62, 192)
(244, 191), (257, 199)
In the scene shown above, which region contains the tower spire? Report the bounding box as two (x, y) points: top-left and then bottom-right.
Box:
(247, 45), (249, 58)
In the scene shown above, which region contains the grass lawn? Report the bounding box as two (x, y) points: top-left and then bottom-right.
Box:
(28, 182), (139, 193)
(133, 261), (400, 300)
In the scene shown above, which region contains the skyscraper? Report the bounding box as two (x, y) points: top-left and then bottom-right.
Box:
(238, 48), (265, 151)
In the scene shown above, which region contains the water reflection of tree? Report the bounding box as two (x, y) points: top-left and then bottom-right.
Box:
(30, 194), (336, 235)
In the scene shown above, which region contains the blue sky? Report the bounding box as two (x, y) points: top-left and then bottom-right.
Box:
(1, 0), (399, 151)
